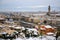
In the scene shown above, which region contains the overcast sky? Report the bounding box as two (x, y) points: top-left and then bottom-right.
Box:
(0, 0), (60, 12)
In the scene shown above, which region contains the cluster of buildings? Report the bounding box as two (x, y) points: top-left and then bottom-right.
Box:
(0, 5), (60, 36)
(19, 5), (60, 27)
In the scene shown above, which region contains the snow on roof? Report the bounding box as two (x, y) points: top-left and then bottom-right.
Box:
(5, 21), (14, 23)
(45, 25), (52, 28)
(27, 28), (38, 32)
(13, 27), (21, 29)
(21, 27), (25, 30)
(40, 28), (46, 30)
(0, 18), (5, 20)
(47, 32), (54, 35)
(0, 25), (5, 27)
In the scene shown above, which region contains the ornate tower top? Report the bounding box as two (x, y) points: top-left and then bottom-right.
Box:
(48, 5), (51, 12)
(46, 5), (51, 16)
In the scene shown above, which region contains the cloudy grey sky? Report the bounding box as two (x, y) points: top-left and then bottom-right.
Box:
(0, 0), (60, 12)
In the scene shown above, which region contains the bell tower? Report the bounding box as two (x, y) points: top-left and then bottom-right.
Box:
(48, 5), (51, 13)
(47, 5), (51, 16)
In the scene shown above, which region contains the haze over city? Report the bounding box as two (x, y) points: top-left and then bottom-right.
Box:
(0, 0), (60, 12)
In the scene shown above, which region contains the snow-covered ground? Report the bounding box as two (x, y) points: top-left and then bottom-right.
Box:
(57, 36), (60, 40)
(0, 36), (57, 40)
(15, 37), (47, 40)
(15, 36), (56, 40)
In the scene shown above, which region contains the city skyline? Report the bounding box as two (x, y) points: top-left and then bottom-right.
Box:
(0, 0), (60, 12)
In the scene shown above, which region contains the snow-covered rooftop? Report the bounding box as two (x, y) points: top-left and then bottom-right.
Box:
(0, 18), (5, 20)
(45, 25), (52, 28)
